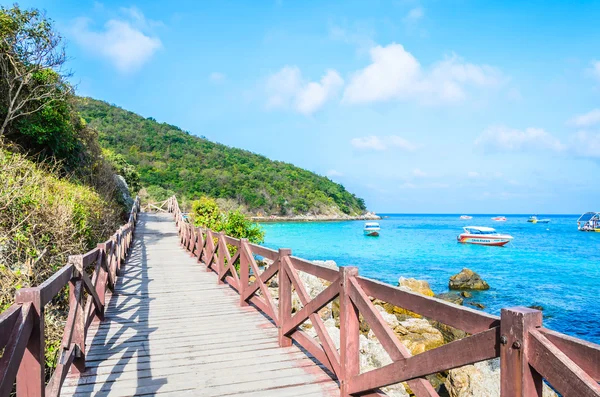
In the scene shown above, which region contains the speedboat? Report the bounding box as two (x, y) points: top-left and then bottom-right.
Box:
(460, 215), (473, 220)
(528, 216), (550, 224)
(491, 216), (507, 222)
(364, 222), (380, 236)
(457, 226), (513, 246)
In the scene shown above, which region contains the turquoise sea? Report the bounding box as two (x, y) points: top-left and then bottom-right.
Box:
(261, 215), (600, 343)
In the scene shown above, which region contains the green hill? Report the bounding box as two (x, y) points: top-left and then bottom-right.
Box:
(77, 98), (367, 216)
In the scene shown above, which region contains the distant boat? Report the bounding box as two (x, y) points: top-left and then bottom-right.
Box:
(491, 216), (507, 222)
(457, 226), (513, 246)
(460, 215), (473, 220)
(528, 215), (551, 224)
(577, 212), (600, 232)
(364, 222), (380, 236)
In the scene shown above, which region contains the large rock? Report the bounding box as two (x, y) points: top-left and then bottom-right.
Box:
(398, 277), (434, 296)
(392, 318), (445, 355)
(449, 268), (490, 290)
(114, 175), (134, 208)
(445, 358), (558, 397)
(436, 292), (464, 306)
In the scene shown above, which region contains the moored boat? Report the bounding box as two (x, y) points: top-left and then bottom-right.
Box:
(528, 216), (551, 224)
(457, 226), (513, 246)
(577, 212), (600, 232)
(364, 222), (380, 236)
(460, 215), (473, 220)
(491, 216), (507, 222)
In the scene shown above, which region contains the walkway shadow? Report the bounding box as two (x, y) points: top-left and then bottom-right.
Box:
(72, 215), (168, 396)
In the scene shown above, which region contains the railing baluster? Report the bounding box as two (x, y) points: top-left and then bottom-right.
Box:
(15, 288), (44, 397)
(239, 239), (250, 307)
(500, 307), (543, 397)
(278, 248), (292, 348)
(339, 266), (359, 397)
(68, 255), (86, 374)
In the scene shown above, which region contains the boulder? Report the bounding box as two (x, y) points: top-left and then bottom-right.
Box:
(449, 268), (490, 290)
(392, 318), (445, 355)
(445, 358), (558, 397)
(468, 302), (486, 309)
(398, 277), (435, 296)
(461, 291), (472, 298)
(114, 175), (134, 208)
(436, 292), (464, 306)
(431, 321), (467, 344)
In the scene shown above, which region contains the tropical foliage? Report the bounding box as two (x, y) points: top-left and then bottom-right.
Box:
(191, 197), (265, 244)
(77, 98), (368, 216)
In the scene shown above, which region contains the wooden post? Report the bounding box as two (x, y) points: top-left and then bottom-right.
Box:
(69, 255), (86, 374)
(15, 287), (44, 397)
(339, 266), (359, 397)
(95, 244), (108, 322)
(205, 230), (214, 272)
(500, 307), (543, 397)
(239, 239), (250, 307)
(278, 249), (292, 347)
(217, 233), (225, 284)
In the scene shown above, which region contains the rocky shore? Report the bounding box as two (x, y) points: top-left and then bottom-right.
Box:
(258, 260), (556, 397)
(252, 211), (380, 222)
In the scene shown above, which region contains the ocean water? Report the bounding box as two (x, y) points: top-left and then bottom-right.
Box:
(261, 214), (600, 343)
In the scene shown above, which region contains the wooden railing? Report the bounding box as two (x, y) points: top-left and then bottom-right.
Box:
(168, 195), (600, 397)
(0, 197), (141, 397)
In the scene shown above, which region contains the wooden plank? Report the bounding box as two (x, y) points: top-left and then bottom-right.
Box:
(348, 277), (439, 397)
(289, 256), (339, 282)
(38, 263), (73, 306)
(528, 329), (600, 397)
(0, 304), (22, 348)
(0, 303), (33, 397)
(358, 276), (500, 334)
(539, 327), (600, 382)
(286, 257), (341, 377)
(347, 327), (500, 394)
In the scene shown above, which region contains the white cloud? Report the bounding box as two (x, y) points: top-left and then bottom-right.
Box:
(404, 7), (424, 22)
(209, 72), (226, 83)
(343, 43), (504, 105)
(351, 135), (417, 151)
(475, 126), (566, 153)
(71, 9), (161, 73)
(591, 61), (600, 82)
(266, 66), (343, 115)
(327, 169), (343, 177)
(412, 168), (427, 177)
(569, 109), (600, 127)
(350, 136), (386, 151)
(468, 171), (480, 178)
(570, 131), (600, 159)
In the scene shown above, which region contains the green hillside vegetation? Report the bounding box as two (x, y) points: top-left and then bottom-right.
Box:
(77, 97), (367, 216)
(0, 5), (125, 376)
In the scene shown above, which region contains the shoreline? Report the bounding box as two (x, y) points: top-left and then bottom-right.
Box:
(252, 213), (381, 223)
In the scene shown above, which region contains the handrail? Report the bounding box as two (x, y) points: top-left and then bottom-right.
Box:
(167, 195), (600, 397)
(0, 196), (141, 397)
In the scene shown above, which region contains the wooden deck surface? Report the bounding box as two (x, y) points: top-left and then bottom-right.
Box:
(61, 213), (338, 397)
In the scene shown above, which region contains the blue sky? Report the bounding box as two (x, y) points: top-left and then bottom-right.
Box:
(17, 0), (600, 213)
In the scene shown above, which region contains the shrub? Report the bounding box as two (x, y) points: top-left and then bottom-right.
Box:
(190, 197), (264, 244)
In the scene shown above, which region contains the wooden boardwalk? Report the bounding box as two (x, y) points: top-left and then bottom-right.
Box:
(60, 213), (338, 397)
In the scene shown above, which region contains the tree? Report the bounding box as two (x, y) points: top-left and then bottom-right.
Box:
(0, 5), (72, 138)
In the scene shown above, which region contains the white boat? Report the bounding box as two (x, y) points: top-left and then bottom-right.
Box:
(460, 215), (473, 220)
(457, 226), (513, 246)
(577, 212), (600, 232)
(491, 216), (507, 222)
(364, 222), (380, 236)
